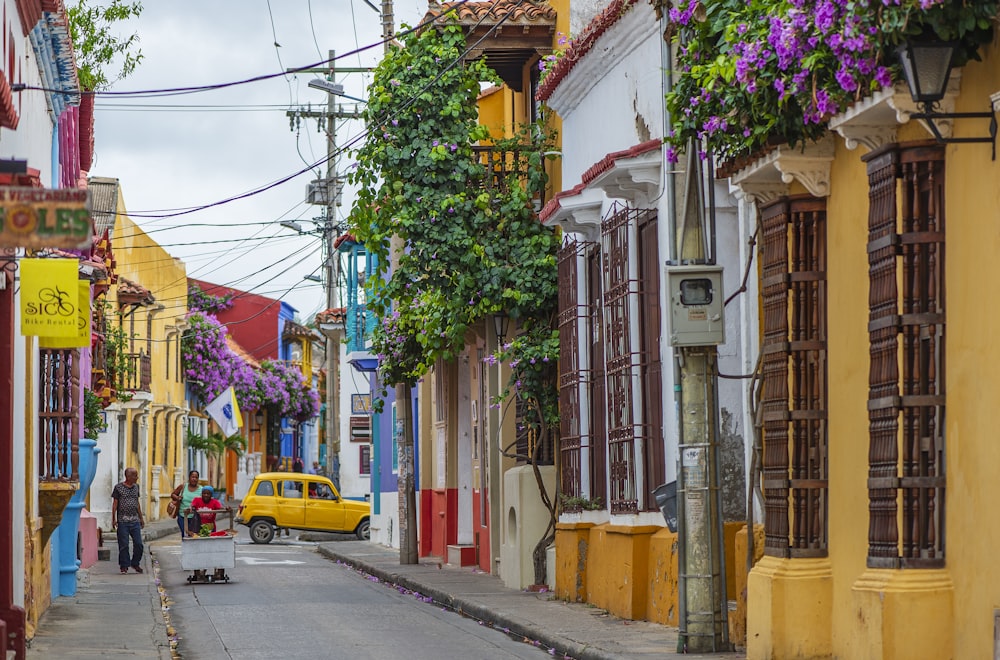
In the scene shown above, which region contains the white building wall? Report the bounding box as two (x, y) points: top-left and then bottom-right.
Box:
(338, 342), (372, 500)
(371, 492), (400, 549)
(547, 0), (754, 519)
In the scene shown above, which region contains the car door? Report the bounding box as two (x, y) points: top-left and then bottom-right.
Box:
(276, 479), (307, 528)
(304, 479), (346, 532)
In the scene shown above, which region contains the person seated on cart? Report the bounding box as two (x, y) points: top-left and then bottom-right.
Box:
(188, 486), (227, 582)
(193, 486), (224, 532)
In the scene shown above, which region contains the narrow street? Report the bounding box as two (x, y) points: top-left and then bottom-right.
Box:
(152, 537), (550, 660)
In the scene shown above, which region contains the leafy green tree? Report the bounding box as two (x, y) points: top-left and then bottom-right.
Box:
(348, 22), (561, 583)
(67, 0), (143, 91)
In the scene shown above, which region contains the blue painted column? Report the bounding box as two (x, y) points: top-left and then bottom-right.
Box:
(54, 439), (101, 596)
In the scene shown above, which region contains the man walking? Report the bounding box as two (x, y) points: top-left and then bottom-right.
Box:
(111, 467), (145, 574)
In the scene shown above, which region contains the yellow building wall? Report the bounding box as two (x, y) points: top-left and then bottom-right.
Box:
(754, 42), (1000, 660)
(932, 42), (1000, 660)
(112, 194), (189, 519)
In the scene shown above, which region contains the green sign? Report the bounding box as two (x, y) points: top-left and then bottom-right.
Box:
(0, 187), (92, 249)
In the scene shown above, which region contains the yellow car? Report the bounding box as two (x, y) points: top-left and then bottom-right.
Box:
(235, 473), (370, 544)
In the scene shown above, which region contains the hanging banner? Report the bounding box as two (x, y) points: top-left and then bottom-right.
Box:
(39, 281), (91, 348)
(20, 258), (80, 337)
(0, 187), (92, 250)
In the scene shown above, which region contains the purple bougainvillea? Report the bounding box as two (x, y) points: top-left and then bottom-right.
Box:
(181, 311), (319, 421)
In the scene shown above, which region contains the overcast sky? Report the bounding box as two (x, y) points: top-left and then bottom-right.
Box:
(89, 0), (427, 325)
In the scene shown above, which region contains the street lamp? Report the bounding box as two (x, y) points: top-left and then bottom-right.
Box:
(492, 313), (509, 344)
(308, 77), (368, 104)
(897, 38), (997, 158)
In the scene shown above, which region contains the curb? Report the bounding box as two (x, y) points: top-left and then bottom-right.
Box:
(316, 545), (618, 660)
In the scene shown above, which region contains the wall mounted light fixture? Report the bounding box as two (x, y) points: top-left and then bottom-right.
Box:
(897, 40), (998, 159)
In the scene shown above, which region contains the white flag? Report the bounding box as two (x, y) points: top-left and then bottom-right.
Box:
(206, 387), (242, 437)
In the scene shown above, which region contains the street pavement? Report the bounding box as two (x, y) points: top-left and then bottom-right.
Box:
(28, 516), (744, 659)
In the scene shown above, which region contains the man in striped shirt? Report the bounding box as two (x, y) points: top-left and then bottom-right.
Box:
(111, 467), (145, 574)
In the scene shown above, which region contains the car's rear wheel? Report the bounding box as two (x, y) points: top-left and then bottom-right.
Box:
(250, 519), (275, 544)
(355, 519), (370, 541)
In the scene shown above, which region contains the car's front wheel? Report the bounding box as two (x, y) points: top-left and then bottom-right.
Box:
(355, 519), (370, 541)
(250, 519), (275, 544)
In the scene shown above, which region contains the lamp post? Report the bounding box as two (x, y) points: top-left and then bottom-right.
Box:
(896, 39), (997, 157)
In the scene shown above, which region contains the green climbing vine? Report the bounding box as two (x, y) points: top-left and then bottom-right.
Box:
(348, 22), (560, 400)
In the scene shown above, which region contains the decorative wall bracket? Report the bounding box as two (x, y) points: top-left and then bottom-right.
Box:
(831, 75), (964, 151)
(729, 136), (833, 202)
(539, 186), (605, 241)
(588, 148), (662, 207)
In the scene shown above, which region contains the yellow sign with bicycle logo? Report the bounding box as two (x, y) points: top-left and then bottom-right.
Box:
(20, 258), (80, 337)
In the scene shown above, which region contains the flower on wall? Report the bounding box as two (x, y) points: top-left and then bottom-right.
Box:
(665, 0), (998, 161)
(181, 310), (319, 421)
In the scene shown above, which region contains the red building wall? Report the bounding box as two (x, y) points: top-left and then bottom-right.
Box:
(188, 279), (281, 363)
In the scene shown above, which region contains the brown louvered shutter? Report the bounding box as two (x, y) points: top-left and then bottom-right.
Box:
(863, 142), (946, 568)
(759, 195), (829, 557)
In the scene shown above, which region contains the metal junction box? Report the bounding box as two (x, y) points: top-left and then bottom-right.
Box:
(666, 265), (725, 347)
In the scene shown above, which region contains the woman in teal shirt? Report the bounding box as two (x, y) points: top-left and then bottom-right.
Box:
(171, 470), (202, 537)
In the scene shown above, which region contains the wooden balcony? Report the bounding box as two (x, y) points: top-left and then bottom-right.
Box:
(114, 351), (151, 393)
(472, 145), (538, 192)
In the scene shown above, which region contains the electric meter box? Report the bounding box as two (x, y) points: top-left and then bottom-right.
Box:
(666, 265), (725, 347)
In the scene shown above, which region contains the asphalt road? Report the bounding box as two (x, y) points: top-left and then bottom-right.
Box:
(152, 535), (550, 660)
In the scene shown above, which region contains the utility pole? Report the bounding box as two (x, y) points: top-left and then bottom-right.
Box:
(286, 56), (366, 490)
(324, 51), (342, 492)
(671, 146), (729, 653)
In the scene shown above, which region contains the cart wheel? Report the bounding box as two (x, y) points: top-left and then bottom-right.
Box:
(250, 520), (275, 544)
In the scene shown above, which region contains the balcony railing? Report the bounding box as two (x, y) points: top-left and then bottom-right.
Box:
(114, 351), (151, 393)
(472, 146), (538, 192)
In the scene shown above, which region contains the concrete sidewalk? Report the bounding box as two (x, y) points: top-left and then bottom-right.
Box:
(315, 540), (743, 660)
(27, 517), (179, 659)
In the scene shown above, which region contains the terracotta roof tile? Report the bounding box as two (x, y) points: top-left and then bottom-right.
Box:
(315, 307), (347, 326)
(333, 233), (357, 250)
(117, 277), (155, 306)
(282, 319), (319, 341)
(581, 139), (662, 186)
(539, 140), (661, 223)
(424, 0), (556, 26)
(536, 0), (638, 101)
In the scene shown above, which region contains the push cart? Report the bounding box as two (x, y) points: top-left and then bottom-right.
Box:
(181, 507), (236, 583)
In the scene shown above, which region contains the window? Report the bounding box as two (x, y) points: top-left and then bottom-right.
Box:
(558, 239), (584, 504)
(360, 445), (371, 476)
(863, 143), (946, 568)
(759, 195), (829, 558)
(38, 349), (79, 480)
(282, 480), (304, 499)
(255, 480), (275, 496)
(601, 204), (661, 513)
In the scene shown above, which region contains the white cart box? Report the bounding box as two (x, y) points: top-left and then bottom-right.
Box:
(180, 534), (236, 571)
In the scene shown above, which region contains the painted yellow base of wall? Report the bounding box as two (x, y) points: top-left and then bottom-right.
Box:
(747, 555), (833, 659)
(850, 568), (953, 660)
(586, 524), (661, 619)
(732, 524), (764, 648)
(555, 520), (751, 632)
(24, 517), (49, 640)
(646, 528), (679, 626)
(554, 521), (594, 602)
